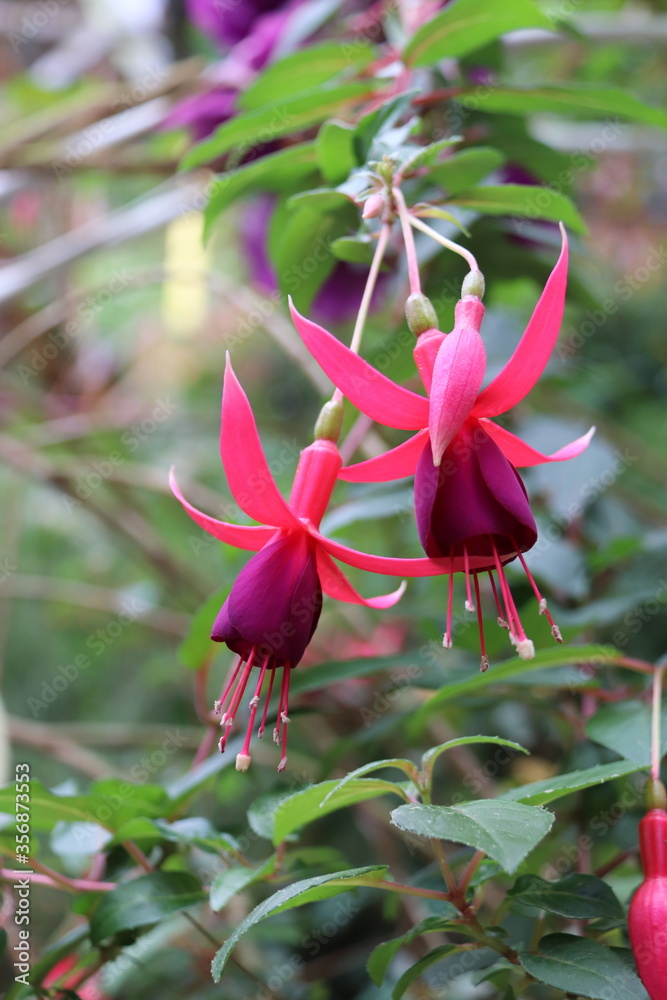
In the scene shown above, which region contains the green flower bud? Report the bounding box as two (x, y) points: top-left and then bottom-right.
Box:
(645, 778), (667, 811)
(405, 292), (439, 336)
(461, 270), (485, 300)
(314, 399), (344, 442)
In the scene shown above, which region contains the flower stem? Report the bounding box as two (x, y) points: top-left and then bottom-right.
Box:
(393, 187), (421, 296)
(331, 220), (392, 404)
(408, 213), (479, 272)
(652, 664), (665, 781)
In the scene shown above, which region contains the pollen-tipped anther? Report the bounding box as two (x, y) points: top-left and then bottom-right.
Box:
(516, 638), (535, 660)
(551, 624), (563, 643)
(465, 600), (475, 613)
(538, 598), (548, 614)
(277, 756), (288, 772)
(480, 655), (490, 673)
(235, 753), (251, 772)
(442, 634), (453, 649)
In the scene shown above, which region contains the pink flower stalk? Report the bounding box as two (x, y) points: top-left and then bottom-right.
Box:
(629, 806), (667, 999)
(290, 227), (595, 666)
(171, 356), (449, 770)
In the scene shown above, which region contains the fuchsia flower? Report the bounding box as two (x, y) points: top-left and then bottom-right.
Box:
(290, 227), (595, 666)
(629, 806), (667, 999)
(170, 357), (443, 770)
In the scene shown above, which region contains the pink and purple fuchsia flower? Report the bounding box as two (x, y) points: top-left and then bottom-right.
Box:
(291, 226), (595, 667)
(170, 357), (451, 771)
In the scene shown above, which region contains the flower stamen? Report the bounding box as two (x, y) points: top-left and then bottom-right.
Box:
(488, 571), (509, 630)
(463, 546), (475, 613)
(276, 665), (292, 772)
(443, 550), (455, 648)
(511, 540), (563, 644)
(257, 667), (276, 739)
(473, 573), (489, 672)
(235, 653), (270, 771)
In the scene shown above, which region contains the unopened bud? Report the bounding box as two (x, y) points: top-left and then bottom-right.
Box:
(314, 399), (344, 442)
(461, 270), (485, 299)
(362, 192), (385, 219)
(646, 778), (667, 812)
(405, 292), (439, 336)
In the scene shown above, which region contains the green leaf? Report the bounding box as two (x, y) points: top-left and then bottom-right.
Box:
(509, 873), (624, 920)
(272, 200), (356, 310)
(239, 41), (375, 111)
(317, 119), (357, 184)
(177, 587), (228, 670)
(287, 187), (353, 212)
(290, 652), (410, 697)
(353, 91), (418, 161)
(447, 184), (585, 232)
(398, 136), (462, 173)
(421, 736), (529, 785)
(368, 916), (457, 986)
(210, 858), (275, 912)
(183, 84), (377, 170)
(500, 760), (645, 806)
(413, 205), (469, 235)
(455, 85), (667, 129)
(211, 866), (389, 981)
(519, 934), (649, 999)
(391, 800), (553, 874)
(203, 142), (318, 239)
(247, 790), (294, 841)
(330, 234), (376, 264)
(412, 645), (618, 727)
(429, 147), (505, 194)
(404, 0), (551, 67)
(110, 816), (240, 855)
(0, 779), (172, 834)
(392, 946), (458, 999)
(89, 872), (205, 945)
(586, 701), (667, 766)
(320, 759), (419, 809)
(272, 778), (410, 845)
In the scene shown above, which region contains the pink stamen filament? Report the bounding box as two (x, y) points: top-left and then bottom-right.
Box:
(463, 546), (474, 612)
(473, 573), (489, 672)
(443, 548), (455, 648)
(219, 650), (256, 751)
(214, 655), (243, 716)
(489, 538), (522, 642)
(276, 665), (292, 772)
(512, 540), (563, 642)
(258, 667), (276, 739)
(488, 570), (508, 630)
(240, 654), (270, 760)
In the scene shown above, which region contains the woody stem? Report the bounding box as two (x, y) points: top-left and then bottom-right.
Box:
(408, 213), (479, 272)
(651, 663), (665, 781)
(393, 186), (421, 295)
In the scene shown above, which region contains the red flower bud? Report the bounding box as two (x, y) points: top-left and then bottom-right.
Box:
(629, 808), (667, 999)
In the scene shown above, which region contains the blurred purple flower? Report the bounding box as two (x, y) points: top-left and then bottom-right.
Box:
(163, 88), (236, 142)
(186, 0), (290, 48)
(242, 195), (389, 325)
